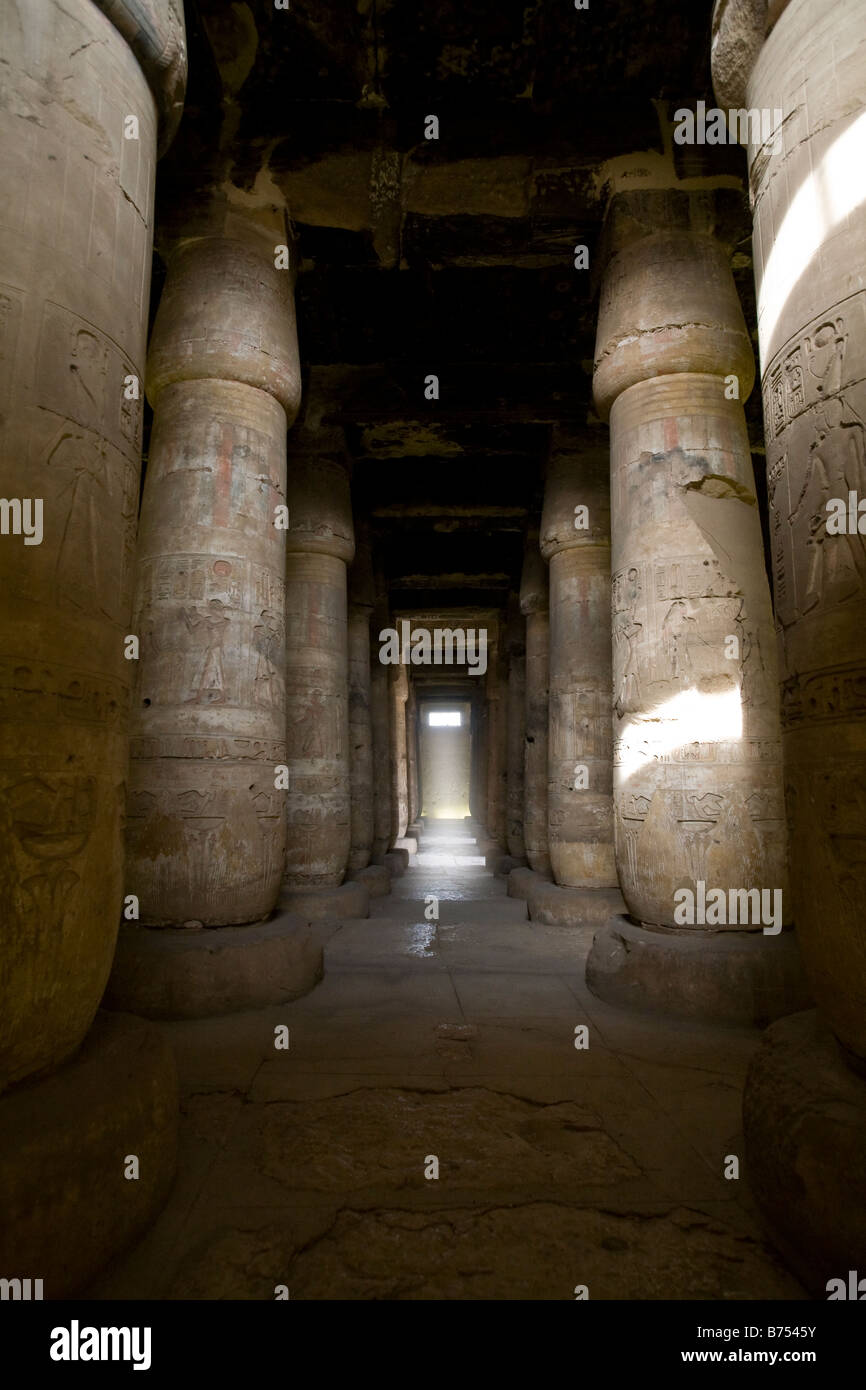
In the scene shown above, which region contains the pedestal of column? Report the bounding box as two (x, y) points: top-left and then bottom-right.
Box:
(713, 0), (866, 1286)
(0, 0), (185, 1291)
(537, 432), (624, 925)
(279, 424), (368, 922)
(586, 189), (807, 1022)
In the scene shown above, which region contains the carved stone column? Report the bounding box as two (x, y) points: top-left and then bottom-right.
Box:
(470, 693), (489, 824)
(520, 531), (551, 875)
(713, 0), (866, 1289)
(505, 597), (527, 864)
(390, 661), (409, 845)
(0, 0), (185, 1294)
(126, 235), (298, 927)
(370, 566), (393, 863)
(483, 625), (508, 856)
(347, 522), (374, 872)
(541, 433), (617, 888)
(406, 681), (420, 830)
(586, 189), (805, 1021)
(279, 423), (367, 920)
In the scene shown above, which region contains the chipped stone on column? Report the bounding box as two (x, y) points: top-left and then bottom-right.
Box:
(713, 0), (866, 1285)
(520, 531), (551, 875)
(126, 235), (299, 926)
(540, 432), (618, 891)
(282, 423), (354, 891)
(347, 522), (375, 871)
(0, 0), (185, 1090)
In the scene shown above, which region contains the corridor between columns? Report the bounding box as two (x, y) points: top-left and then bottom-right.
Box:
(2, 0), (865, 1322)
(87, 818), (803, 1301)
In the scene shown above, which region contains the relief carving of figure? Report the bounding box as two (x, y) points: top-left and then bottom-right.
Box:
(184, 599), (230, 704)
(789, 396), (866, 613)
(252, 608), (283, 709)
(290, 689), (326, 758)
(613, 566), (642, 717)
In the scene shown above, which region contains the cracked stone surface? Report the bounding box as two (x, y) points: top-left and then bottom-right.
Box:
(86, 821), (808, 1301)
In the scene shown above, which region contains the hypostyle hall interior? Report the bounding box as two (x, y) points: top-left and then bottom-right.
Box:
(1, 0), (865, 1308)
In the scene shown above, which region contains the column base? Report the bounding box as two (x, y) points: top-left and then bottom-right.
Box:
(743, 1009), (866, 1296)
(279, 881), (370, 921)
(347, 863), (392, 898)
(527, 881), (626, 926)
(526, 852), (552, 875)
(586, 915), (812, 1025)
(384, 848), (410, 876)
(0, 1011), (177, 1297)
(105, 912), (323, 1020)
(495, 854), (527, 877)
(394, 835), (418, 856)
(507, 866), (552, 900)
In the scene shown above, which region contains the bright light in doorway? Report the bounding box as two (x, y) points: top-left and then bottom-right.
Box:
(428, 710), (461, 727)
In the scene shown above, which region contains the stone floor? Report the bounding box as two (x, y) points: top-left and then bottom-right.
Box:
(87, 820), (809, 1301)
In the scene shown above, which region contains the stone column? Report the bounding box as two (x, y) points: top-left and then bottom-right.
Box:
(0, 0), (185, 1293)
(390, 661), (409, 844)
(713, 0), (866, 1289)
(406, 681), (420, 829)
(520, 531), (551, 874)
(484, 630), (508, 852)
(370, 567), (393, 862)
(505, 596), (527, 864)
(586, 189), (804, 1020)
(347, 521), (374, 871)
(280, 424), (367, 920)
(469, 692), (488, 823)
(541, 434), (618, 887)
(125, 235), (298, 927)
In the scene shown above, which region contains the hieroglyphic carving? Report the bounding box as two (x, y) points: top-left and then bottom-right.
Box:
(764, 297), (866, 628)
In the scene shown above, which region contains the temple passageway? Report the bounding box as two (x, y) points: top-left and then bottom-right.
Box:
(88, 821), (805, 1301)
(3, 0), (864, 1312)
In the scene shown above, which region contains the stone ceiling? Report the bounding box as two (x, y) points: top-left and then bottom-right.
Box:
(150, 0), (763, 611)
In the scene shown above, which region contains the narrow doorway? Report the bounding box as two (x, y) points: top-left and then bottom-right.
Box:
(419, 700), (471, 819)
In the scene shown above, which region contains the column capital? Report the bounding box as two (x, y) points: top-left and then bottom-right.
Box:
(349, 521), (375, 616)
(146, 235), (302, 418)
(592, 209), (755, 420)
(519, 530), (548, 615)
(540, 437), (610, 561)
(285, 427), (355, 564)
(94, 0), (187, 154)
